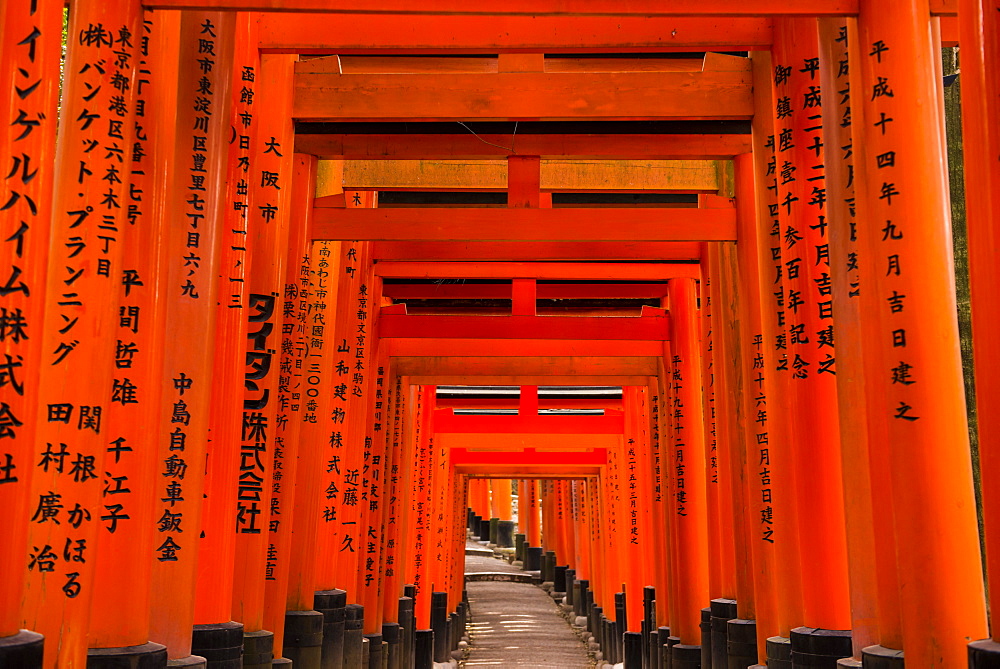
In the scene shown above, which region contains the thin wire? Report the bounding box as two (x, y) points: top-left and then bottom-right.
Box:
(457, 121), (518, 154)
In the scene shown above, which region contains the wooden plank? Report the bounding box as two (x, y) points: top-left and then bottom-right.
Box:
(373, 261), (700, 280)
(295, 133), (752, 160)
(372, 241), (703, 261)
(379, 313), (669, 340)
(294, 66), (752, 122)
(381, 284), (675, 299)
(146, 0), (958, 16)
(386, 339), (666, 357)
(393, 355), (658, 376)
(259, 15), (773, 53)
(340, 159), (720, 192)
(311, 207), (737, 241)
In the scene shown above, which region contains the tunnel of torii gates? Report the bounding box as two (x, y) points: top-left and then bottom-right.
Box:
(5, 2), (1000, 669)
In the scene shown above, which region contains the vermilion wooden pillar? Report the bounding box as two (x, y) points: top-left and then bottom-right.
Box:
(263, 153), (316, 660)
(526, 479), (541, 547)
(412, 387), (436, 629)
(622, 386), (653, 633)
(817, 18), (883, 663)
(664, 278), (710, 654)
(490, 479), (513, 522)
(381, 374), (407, 623)
(286, 238), (341, 612)
(960, 0), (1000, 661)
(230, 52), (295, 660)
(856, 1), (989, 664)
(21, 2), (142, 666)
(0, 0), (60, 659)
(194, 10), (259, 636)
(698, 275), (724, 601)
(733, 152), (778, 666)
(89, 8), (176, 660)
(749, 50), (805, 654)
(772, 19), (852, 639)
(148, 10), (234, 663)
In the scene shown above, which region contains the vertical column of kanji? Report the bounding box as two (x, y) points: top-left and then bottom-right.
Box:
(659, 325), (681, 640)
(287, 238), (340, 615)
(230, 53), (296, 667)
(380, 373), (405, 623)
(572, 480), (591, 581)
(314, 241), (361, 593)
(733, 152), (778, 667)
(263, 153), (317, 663)
(856, 1), (989, 665)
(772, 20), (853, 648)
(645, 375), (670, 634)
(622, 386), (652, 634)
(21, 3), (141, 666)
(960, 0), (1000, 664)
(664, 278), (709, 664)
(526, 479), (540, 547)
(749, 51), (804, 665)
(192, 12), (258, 645)
(88, 10), (177, 665)
(698, 272), (723, 604)
(146, 10), (234, 663)
(817, 18), (885, 663)
(413, 388), (436, 630)
(360, 346), (389, 635)
(0, 0), (60, 661)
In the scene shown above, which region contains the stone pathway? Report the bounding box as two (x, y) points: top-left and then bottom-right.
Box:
(462, 542), (593, 668)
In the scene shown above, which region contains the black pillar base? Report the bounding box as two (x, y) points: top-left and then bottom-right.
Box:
(414, 630), (433, 669)
(191, 621), (243, 669)
(497, 520), (515, 548)
(623, 631), (643, 669)
(284, 610), (324, 669)
(727, 619), (758, 668)
(710, 598), (737, 669)
(398, 596), (415, 669)
(514, 533), (526, 562)
(242, 630), (274, 669)
(553, 566), (568, 595)
(970, 639), (1000, 668)
(314, 590), (347, 669)
(87, 642), (167, 669)
(343, 604), (365, 669)
(672, 643), (702, 669)
(861, 644), (904, 668)
(790, 627), (852, 668)
(167, 656), (207, 668)
(700, 607), (713, 669)
(364, 633), (382, 669)
(657, 627), (671, 669)
(525, 546), (542, 572)
(382, 623), (401, 669)
(767, 636), (793, 669)
(0, 630), (43, 669)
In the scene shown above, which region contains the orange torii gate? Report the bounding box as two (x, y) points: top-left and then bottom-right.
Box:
(2, 2), (1000, 669)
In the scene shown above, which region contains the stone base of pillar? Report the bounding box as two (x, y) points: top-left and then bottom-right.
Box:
(861, 644), (904, 668)
(272, 657), (292, 668)
(790, 626), (852, 667)
(766, 635), (793, 669)
(836, 658), (862, 668)
(242, 630), (274, 669)
(191, 621), (244, 669)
(0, 630), (43, 669)
(727, 618), (758, 667)
(168, 654), (207, 668)
(283, 610), (324, 669)
(343, 604), (365, 668)
(970, 639), (1000, 668)
(314, 590), (347, 669)
(671, 642), (702, 669)
(88, 641), (168, 669)
(364, 633), (382, 668)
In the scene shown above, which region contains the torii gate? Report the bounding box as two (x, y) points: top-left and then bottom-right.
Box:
(2, 2), (1000, 669)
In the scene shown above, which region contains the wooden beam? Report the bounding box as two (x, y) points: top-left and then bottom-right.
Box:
(435, 410), (624, 434)
(393, 355), (658, 376)
(408, 375), (651, 385)
(311, 207), (737, 241)
(294, 57), (752, 122)
(387, 339), (665, 357)
(372, 241), (703, 261)
(381, 284), (674, 299)
(295, 133), (752, 160)
(378, 313), (670, 341)
(144, 1), (959, 17)
(373, 261), (700, 280)
(260, 15), (774, 53)
(436, 398), (622, 410)
(340, 159), (720, 192)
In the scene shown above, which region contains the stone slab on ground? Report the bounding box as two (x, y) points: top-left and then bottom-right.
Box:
(462, 580), (594, 668)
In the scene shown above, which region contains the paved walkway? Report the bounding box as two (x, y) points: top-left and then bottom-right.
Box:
(462, 542), (593, 668)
